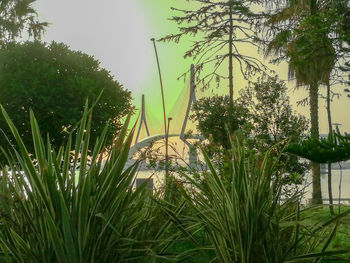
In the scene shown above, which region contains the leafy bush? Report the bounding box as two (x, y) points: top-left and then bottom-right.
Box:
(160, 138), (350, 262)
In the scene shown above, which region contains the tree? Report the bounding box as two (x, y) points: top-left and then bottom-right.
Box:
(334, 1), (350, 80)
(0, 41), (132, 161)
(238, 77), (309, 178)
(190, 78), (308, 179)
(191, 95), (249, 149)
(262, 0), (345, 204)
(286, 129), (350, 210)
(0, 0), (47, 45)
(160, 0), (265, 103)
(286, 131), (350, 164)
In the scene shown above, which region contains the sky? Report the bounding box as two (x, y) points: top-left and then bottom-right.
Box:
(34, 0), (350, 134)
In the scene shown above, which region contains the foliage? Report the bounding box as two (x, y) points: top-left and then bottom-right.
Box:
(0, 0), (47, 45)
(265, 6), (337, 86)
(190, 78), (308, 181)
(238, 77), (309, 178)
(261, 0), (346, 204)
(285, 130), (350, 163)
(160, 138), (350, 262)
(0, 104), (172, 263)
(330, 1), (350, 78)
(160, 0), (265, 101)
(1, 103), (349, 263)
(0, 41), (132, 163)
(263, 0), (350, 132)
(190, 95), (249, 149)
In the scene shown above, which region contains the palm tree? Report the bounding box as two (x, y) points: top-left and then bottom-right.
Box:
(264, 0), (338, 204)
(0, 0), (47, 44)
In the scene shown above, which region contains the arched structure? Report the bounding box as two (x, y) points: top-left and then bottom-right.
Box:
(130, 64), (201, 165)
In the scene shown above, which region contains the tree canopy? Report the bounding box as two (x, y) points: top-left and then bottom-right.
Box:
(190, 78), (308, 180)
(160, 0), (265, 103)
(238, 77), (309, 177)
(191, 95), (249, 149)
(0, 41), (132, 160)
(285, 131), (350, 163)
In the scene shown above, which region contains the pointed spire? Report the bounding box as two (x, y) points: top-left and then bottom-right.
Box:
(135, 94), (150, 143)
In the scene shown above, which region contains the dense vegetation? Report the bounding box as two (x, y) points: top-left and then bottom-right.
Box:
(0, 0), (350, 262)
(0, 41), (132, 163)
(0, 107), (349, 262)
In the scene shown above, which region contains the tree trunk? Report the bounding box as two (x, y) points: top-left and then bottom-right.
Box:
(310, 81), (322, 204)
(326, 82), (334, 214)
(228, 3), (233, 104)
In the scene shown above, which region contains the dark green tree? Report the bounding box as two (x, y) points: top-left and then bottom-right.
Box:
(191, 95), (249, 149)
(286, 129), (350, 210)
(286, 131), (350, 164)
(0, 0), (47, 45)
(0, 41), (132, 161)
(238, 77), (309, 178)
(160, 0), (265, 103)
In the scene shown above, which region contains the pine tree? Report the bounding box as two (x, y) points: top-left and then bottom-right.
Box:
(160, 0), (265, 104)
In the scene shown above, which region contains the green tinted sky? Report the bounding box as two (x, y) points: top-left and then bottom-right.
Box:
(35, 0), (349, 133)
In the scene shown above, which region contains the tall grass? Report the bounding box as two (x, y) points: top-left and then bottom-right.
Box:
(161, 138), (350, 263)
(0, 103), (169, 263)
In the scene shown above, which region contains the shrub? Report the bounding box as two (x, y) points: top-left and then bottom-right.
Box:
(161, 137), (350, 262)
(0, 104), (165, 263)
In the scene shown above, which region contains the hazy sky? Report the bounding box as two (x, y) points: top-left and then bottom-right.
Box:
(34, 0), (349, 133)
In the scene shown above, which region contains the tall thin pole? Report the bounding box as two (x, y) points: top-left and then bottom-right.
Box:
(151, 38), (169, 179)
(228, 2), (234, 104)
(166, 117), (172, 179)
(326, 82), (334, 215)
